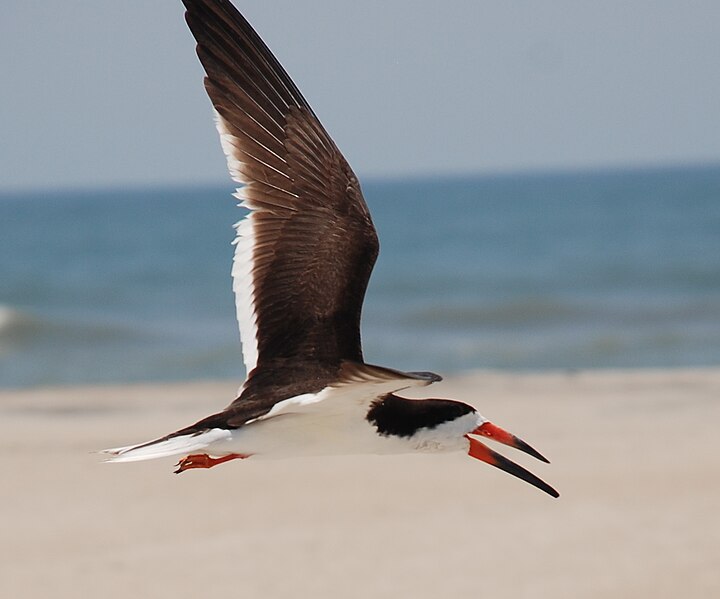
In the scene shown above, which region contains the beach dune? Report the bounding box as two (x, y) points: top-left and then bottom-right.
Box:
(1, 369), (719, 598)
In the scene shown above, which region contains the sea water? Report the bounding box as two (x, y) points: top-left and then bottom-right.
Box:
(1, 165), (719, 388)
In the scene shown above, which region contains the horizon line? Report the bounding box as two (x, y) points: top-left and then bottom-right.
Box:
(2, 159), (719, 199)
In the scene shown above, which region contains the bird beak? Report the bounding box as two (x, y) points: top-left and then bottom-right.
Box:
(471, 421), (550, 463)
(466, 422), (559, 498)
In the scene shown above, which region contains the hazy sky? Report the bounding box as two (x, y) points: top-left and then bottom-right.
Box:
(2, 1), (719, 192)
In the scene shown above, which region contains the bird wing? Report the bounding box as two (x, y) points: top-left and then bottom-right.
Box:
(183, 1), (379, 386)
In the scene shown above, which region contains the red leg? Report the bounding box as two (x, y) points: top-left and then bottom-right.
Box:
(174, 452), (251, 474)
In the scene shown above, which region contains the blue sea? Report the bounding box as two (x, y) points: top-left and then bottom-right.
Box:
(2, 165), (720, 388)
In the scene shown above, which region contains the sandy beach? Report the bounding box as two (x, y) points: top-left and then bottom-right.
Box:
(1, 369), (719, 598)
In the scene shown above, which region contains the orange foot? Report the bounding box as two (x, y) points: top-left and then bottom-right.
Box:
(174, 452), (251, 474)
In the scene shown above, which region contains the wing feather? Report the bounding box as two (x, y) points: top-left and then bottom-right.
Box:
(183, 1), (379, 392)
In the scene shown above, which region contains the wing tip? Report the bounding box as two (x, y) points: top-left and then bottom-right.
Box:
(338, 362), (443, 387)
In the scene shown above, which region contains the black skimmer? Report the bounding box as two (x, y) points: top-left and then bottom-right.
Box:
(102, 0), (559, 498)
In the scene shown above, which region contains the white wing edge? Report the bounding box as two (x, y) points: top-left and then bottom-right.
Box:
(215, 110), (260, 382)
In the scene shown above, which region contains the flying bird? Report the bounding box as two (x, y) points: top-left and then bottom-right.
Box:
(102, 0), (558, 498)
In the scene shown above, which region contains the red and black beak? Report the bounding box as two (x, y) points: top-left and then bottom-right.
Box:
(466, 422), (559, 498)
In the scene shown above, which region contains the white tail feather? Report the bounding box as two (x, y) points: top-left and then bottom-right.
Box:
(101, 429), (232, 463)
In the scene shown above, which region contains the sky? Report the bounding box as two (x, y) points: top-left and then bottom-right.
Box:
(1, 0), (719, 192)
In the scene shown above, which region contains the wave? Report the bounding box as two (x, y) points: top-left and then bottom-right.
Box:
(0, 305), (142, 351)
(376, 295), (720, 330)
(0, 305), (44, 345)
(392, 299), (585, 328)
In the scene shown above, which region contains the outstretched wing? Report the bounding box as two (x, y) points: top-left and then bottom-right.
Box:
(183, 1), (379, 383)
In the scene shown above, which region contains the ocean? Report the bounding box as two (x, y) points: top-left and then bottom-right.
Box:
(2, 165), (719, 388)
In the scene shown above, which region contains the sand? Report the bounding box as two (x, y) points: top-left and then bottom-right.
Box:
(1, 369), (719, 598)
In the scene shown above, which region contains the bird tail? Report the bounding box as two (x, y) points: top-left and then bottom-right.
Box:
(100, 428), (231, 463)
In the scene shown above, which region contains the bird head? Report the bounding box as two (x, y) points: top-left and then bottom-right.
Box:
(367, 394), (558, 497)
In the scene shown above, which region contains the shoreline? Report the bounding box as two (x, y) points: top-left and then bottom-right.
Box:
(3, 362), (719, 394)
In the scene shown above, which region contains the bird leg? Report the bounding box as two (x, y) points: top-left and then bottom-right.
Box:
(174, 453), (250, 474)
